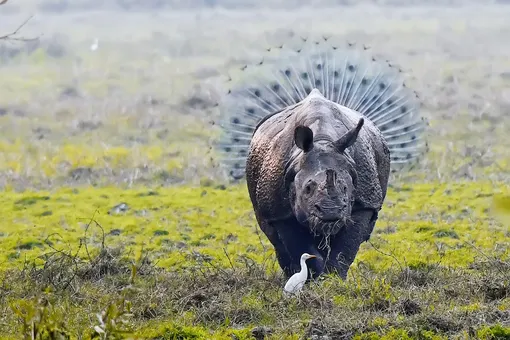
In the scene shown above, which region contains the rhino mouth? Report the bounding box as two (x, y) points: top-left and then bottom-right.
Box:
(309, 214), (351, 235)
(318, 216), (339, 222)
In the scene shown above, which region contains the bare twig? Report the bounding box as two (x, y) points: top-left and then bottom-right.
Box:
(0, 1), (39, 42)
(222, 247), (235, 270)
(368, 239), (405, 273)
(463, 241), (509, 276)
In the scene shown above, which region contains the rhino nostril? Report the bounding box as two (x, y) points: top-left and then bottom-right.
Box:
(314, 204), (322, 213)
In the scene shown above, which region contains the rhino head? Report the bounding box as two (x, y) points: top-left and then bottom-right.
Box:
(285, 117), (364, 236)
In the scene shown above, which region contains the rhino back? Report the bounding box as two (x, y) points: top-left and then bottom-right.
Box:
(340, 105), (391, 209)
(246, 105), (298, 221)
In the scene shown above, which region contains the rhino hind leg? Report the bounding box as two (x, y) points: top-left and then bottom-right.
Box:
(325, 208), (376, 279)
(364, 210), (379, 242)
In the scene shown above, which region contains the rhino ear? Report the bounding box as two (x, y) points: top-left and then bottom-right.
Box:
(294, 125), (314, 152)
(334, 118), (364, 153)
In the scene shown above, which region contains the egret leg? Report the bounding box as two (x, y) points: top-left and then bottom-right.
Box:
(325, 208), (377, 279)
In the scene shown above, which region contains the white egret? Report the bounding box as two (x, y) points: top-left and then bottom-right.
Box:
(283, 253), (317, 297)
(90, 38), (99, 52)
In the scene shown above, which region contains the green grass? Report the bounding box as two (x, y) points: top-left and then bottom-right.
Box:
(0, 182), (508, 273)
(1, 3), (510, 339)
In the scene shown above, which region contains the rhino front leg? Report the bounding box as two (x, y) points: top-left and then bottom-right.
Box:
(325, 208), (378, 279)
(258, 220), (294, 276)
(271, 218), (325, 279)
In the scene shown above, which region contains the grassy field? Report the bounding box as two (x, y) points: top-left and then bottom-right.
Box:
(0, 3), (509, 339)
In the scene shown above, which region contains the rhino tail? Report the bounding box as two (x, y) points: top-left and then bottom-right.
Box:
(213, 35), (429, 180)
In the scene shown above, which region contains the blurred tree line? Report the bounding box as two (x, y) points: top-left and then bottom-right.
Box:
(0, 0), (501, 12)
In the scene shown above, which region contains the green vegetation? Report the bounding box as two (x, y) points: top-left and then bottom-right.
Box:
(0, 183), (508, 338)
(1, 3), (509, 339)
(0, 182), (508, 273)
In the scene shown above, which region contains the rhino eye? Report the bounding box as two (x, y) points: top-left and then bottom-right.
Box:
(304, 181), (314, 195)
(305, 184), (312, 195)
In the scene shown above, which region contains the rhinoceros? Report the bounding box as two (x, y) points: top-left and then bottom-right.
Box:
(215, 37), (427, 279)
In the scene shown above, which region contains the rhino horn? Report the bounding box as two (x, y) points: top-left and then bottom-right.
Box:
(333, 118), (364, 154)
(326, 169), (336, 195)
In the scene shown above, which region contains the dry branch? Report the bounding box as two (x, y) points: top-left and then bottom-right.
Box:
(0, 0), (39, 42)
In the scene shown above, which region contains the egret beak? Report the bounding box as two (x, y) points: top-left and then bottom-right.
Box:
(309, 255), (317, 259)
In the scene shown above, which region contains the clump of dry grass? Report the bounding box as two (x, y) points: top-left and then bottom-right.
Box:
(0, 223), (508, 338)
(26, 226), (153, 293)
